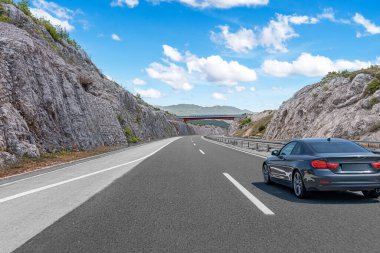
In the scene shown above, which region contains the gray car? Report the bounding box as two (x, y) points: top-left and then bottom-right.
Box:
(262, 138), (380, 198)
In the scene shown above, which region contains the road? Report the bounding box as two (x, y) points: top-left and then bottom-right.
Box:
(1, 136), (380, 252)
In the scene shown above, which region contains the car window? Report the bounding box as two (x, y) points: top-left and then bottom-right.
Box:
(280, 142), (297, 156)
(291, 143), (303, 155)
(308, 141), (370, 154)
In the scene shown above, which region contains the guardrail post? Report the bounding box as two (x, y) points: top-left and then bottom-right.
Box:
(267, 144), (270, 152)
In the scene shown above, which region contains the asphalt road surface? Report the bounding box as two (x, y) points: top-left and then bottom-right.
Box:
(1, 136), (380, 252)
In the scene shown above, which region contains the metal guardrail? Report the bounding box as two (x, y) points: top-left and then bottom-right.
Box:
(206, 135), (380, 154)
(206, 136), (285, 153)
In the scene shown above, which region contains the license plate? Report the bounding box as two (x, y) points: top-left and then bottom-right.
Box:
(341, 164), (371, 171)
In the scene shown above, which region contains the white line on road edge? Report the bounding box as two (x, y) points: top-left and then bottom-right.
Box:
(0, 138), (181, 204)
(202, 136), (267, 159)
(199, 149), (205, 155)
(223, 173), (274, 215)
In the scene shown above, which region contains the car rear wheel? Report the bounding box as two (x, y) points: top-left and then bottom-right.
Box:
(362, 190), (380, 199)
(262, 164), (272, 185)
(293, 171), (308, 198)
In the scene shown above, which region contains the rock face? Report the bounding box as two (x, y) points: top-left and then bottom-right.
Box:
(229, 110), (275, 137)
(264, 69), (380, 140)
(0, 4), (225, 166)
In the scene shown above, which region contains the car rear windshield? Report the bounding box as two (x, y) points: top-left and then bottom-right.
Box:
(307, 141), (370, 154)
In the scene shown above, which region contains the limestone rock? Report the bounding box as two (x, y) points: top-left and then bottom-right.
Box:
(0, 4), (224, 166)
(264, 71), (380, 140)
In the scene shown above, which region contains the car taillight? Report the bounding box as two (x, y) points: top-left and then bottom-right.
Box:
(372, 162), (380, 169)
(311, 160), (339, 169)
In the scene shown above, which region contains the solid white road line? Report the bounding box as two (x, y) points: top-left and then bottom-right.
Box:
(223, 173), (274, 215)
(0, 138), (180, 204)
(199, 149), (205, 155)
(202, 136), (267, 159)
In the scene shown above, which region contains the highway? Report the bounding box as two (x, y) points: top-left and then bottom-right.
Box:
(1, 136), (380, 252)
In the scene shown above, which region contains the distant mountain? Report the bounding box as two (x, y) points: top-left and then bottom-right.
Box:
(157, 104), (253, 116)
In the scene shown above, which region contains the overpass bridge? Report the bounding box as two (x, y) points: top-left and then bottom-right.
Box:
(177, 114), (246, 122)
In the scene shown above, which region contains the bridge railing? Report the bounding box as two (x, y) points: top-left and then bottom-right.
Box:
(205, 135), (380, 154)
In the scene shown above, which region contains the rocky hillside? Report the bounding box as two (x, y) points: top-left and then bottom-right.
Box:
(0, 3), (224, 166)
(229, 110), (275, 137)
(264, 68), (380, 140)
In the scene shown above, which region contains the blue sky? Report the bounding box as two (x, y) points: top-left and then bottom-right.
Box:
(28, 0), (380, 111)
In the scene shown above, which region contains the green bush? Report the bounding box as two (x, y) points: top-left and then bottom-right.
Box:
(369, 97), (379, 109)
(129, 137), (139, 143)
(0, 0), (14, 4)
(123, 127), (133, 137)
(0, 2), (11, 22)
(117, 114), (124, 124)
(17, 0), (31, 16)
(34, 18), (80, 48)
(0, 15), (10, 22)
(239, 117), (251, 127)
(123, 127), (140, 143)
(365, 79), (380, 96)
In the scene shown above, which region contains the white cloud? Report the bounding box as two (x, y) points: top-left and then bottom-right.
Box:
(111, 34), (122, 41)
(135, 88), (162, 98)
(111, 0), (139, 8)
(187, 54), (257, 85)
(131, 78), (146, 86)
(146, 45), (257, 90)
(318, 8), (336, 22)
(353, 13), (380, 37)
(146, 62), (193, 91)
(288, 15), (318, 25)
(30, 0), (77, 31)
(211, 14), (319, 54)
(250, 86), (256, 92)
(376, 56), (380, 65)
(178, 0), (268, 9)
(260, 14), (300, 53)
(235, 86), (246, 92)
(262, 53), (372, 77)
(211, 25), (257, 54)
(212, 92), (227, 100)
(31, 8), (74, 31)
(163, 45), (182, 62)
(32, 0), (74, 19)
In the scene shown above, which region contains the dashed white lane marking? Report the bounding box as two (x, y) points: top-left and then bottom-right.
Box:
(223, 173), (275, 215)
(0, 138), (180, 204)
(199, 149), (205, 155)
(201, 136), (267, 159)
(193, 143), (196, 146)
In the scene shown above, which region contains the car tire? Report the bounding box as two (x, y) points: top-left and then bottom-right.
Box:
(262, 164), (272, 185)
(293, 171), (308, 198)
(362, 190), (380, 199)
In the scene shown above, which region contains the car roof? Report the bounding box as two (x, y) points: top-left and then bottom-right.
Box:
(291, 138), (352, 143)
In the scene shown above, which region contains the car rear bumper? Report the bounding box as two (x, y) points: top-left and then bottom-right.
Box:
(303, 170), (380, 191)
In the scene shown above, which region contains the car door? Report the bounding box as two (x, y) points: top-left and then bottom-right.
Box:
(269, 142), (297, 181)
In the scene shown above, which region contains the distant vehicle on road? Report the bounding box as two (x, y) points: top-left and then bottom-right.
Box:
(263, 138), (380, 198)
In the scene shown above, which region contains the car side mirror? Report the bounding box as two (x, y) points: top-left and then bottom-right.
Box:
(271, 150), (279, 156)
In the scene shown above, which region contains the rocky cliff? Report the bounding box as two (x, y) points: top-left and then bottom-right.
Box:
(0, 3), (224, 166)
(229, 110), (275, 137)
(264, 68), (380, 140)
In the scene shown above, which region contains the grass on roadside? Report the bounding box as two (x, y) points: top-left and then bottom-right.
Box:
(0, 146), (123, 178)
